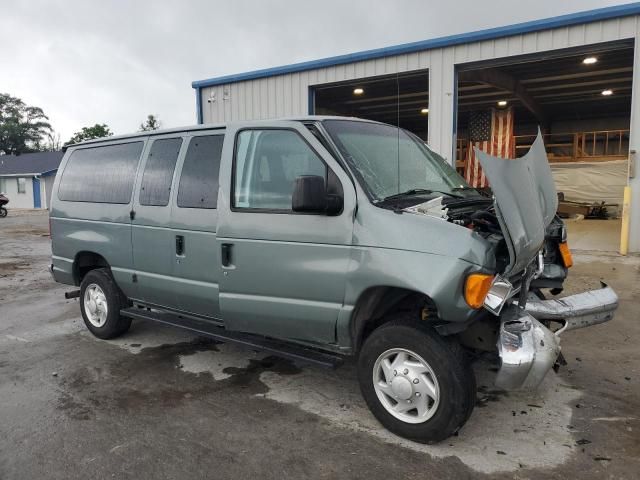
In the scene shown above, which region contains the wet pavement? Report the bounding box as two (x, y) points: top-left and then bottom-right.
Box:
(1, 211), (638, 479)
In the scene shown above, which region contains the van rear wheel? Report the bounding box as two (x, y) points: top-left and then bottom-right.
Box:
(357, 318), (476, 443)
(80, 268), (131, 339)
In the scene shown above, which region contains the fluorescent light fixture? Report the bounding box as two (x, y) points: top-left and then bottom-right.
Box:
(353, 88), (364, 95)
(583, 57), (598, 64)
(497, 100), (507, 106)
(601, 89), (613, 96)
(420, 108), (429, 114)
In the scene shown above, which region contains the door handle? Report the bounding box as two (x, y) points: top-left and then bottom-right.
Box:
(176, 235), (185, 256)
(221, 243), (233, 267)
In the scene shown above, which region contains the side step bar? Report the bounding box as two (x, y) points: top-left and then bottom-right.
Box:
(120, 307), (344, 369)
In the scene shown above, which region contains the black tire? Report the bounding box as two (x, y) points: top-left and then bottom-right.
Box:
(79, 268), (131, 339)
(357, 318), (476, 443)
(0, 207), (7, 218)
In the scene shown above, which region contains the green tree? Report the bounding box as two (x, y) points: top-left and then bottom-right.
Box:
(0, 93), (53, 154)
(66, 124), (113, 145)
(139, 114), (161, 131)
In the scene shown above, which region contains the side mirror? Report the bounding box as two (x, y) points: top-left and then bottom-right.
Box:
(292, 175), (342, 215)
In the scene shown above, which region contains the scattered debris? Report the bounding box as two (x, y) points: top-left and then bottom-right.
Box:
(593, 456), (612, 462)
(52, 372), (58, 377)
(403, 197), (449, 219)
(496, 451), (507, 455)
(576, 439), (592, 445)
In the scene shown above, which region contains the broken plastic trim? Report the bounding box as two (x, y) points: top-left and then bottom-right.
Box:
(402, 196), (448, 219)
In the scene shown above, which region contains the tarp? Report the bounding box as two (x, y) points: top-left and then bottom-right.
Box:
(550, 159), (627, 206)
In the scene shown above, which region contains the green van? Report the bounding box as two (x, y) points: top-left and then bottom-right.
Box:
(50, 117), (618, 443)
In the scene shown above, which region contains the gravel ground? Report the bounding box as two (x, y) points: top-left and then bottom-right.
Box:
(0, 210), (638, 479)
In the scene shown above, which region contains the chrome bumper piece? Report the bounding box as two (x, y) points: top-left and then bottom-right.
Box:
(495, 283), (618, 390)
(495, 308), (560, 390)
(523, 282), (618, 333)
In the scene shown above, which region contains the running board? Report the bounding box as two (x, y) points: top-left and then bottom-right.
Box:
(120, 307), (343, 369)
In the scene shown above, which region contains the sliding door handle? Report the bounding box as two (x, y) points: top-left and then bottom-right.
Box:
(221, 243), (233, 267)
(175, 235), (185, 256)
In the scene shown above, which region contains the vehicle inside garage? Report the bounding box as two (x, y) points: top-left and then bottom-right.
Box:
(313, 70), (430, 140)
(456, 41), (634, 251)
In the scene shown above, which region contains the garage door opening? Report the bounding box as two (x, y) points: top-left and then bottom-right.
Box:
(312, 70), (429, 141)
(455, 42), (634, 252)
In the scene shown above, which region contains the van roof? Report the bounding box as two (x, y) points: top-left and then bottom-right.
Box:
(63, 116), (378, 150)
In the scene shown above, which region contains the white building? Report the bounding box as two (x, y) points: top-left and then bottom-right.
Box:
(0, 151), (63, 209)
(192, 3), (640, 252)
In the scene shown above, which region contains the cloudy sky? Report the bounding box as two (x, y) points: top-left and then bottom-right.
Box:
(1, 0), (633, 142)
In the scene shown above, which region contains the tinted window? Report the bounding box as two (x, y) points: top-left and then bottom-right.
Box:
(58, 142), (144, 203)
(234, 130), (326, 210)
(177, 135), (223, 209)
(139, 138), (182, 206)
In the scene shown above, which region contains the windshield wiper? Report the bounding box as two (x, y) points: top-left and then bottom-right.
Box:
(380, 188), (462, 202)
(452, 186), (492, 198)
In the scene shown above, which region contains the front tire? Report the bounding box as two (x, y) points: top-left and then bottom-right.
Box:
(0, 207), (7, 218)
(80, 268), (131, 339)
(357, 318), (476, 443)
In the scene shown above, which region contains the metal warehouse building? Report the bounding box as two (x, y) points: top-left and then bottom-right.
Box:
(192, 3), (640, 253)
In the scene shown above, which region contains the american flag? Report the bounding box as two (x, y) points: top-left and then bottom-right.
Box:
(464, 107), (515, 188)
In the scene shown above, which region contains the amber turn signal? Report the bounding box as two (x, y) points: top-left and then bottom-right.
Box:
(464, 273), (494, 309)
(558, 242), (573, 268)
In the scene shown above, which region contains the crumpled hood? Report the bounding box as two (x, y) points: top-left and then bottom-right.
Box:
(476, 129), (558, 276)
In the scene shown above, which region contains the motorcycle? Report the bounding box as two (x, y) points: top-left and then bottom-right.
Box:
(0, 193), (8, 218)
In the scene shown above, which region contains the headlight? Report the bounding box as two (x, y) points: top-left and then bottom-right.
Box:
(483, 275), (513, 315)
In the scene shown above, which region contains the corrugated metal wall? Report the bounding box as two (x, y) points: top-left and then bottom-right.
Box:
(201, 16), (638, 159)
(200, 15), (640, 251)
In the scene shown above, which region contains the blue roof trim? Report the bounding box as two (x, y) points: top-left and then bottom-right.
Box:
(40, 168), (58, 177)
(192, 2), (640, 89)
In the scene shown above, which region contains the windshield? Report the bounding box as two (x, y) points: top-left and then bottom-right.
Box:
(322, 120), (473, 202)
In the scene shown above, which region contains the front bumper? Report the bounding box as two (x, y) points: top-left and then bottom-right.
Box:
(495, 283), (618, 390)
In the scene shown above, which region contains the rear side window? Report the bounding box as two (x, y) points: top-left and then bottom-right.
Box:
(58, 142), (144, 203)
(139, 138), (182, 206)
(177, 135), (223, 209)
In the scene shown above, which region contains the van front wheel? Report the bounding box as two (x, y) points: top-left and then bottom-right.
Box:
(357, 318), (476, 443)
(80, 268), (131, 339)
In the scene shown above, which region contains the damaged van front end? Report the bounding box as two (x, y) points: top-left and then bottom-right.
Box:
(474, 132), (619, 390)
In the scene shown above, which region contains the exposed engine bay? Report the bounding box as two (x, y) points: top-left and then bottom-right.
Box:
(397, 195), (512, 274)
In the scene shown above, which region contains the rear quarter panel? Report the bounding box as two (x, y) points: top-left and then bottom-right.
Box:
(50, 140), (147, 295)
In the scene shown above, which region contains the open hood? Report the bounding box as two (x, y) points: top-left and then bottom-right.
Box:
(476, 130), (558, 277)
